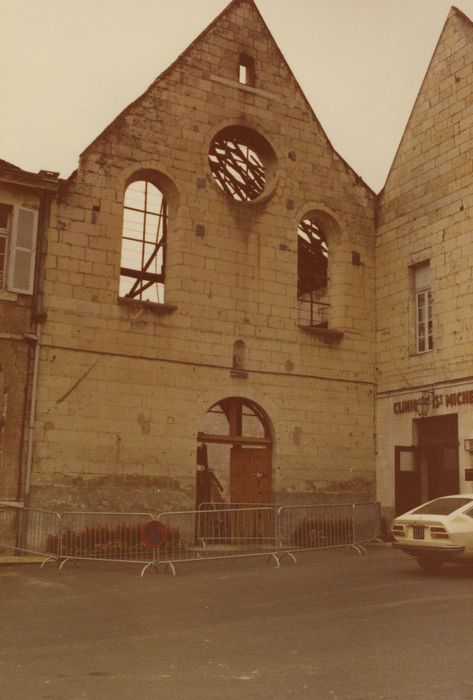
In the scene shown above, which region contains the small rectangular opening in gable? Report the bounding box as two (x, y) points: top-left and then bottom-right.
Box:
(238, 54), (255, 86)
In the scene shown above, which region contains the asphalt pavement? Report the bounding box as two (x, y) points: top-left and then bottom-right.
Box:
(1, 545), (473, 699)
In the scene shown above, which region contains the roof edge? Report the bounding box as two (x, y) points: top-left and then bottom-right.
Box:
(0, 159), (60, 191)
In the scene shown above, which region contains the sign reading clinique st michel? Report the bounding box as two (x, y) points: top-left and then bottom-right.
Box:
(393, 389), (473, 415)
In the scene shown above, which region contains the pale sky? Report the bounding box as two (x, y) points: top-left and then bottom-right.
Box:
(2, 0), (473, 192)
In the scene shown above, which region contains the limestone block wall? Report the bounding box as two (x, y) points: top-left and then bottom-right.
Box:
(376, 8), (473, 393)
(31, 348), (375, 511)
(31, 0), (376, 510)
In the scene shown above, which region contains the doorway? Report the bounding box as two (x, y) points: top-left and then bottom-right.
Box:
(395, 414), (459, 515)
(196, 397), (273, 507)
(417, 414), (459, 500)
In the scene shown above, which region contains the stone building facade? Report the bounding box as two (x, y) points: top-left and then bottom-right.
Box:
(376, 7), (473, 523)
(26, 0), (376, 512)
(1, 1), (472, 525)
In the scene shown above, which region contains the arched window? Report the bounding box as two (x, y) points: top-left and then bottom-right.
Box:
(297, 216), (329, 327)
(119, 179), (167, 303)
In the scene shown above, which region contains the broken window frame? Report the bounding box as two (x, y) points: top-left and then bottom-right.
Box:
(297, 216), (330, 329)
(119, 180), (167, 303)
(297, 217), (328, 297)
(208, 134), (266, 202)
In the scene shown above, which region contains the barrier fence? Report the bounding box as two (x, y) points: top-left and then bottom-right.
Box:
(56, 511), (155, 569)
(277, 503), (356, 557)
(0, 503), (61, 562)
(0, 501), (381, 576)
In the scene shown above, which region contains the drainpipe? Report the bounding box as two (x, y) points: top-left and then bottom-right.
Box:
(22, 190), (51, 505)
(23, 325), (41, 502)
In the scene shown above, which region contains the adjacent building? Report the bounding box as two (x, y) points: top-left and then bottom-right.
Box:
(376, 6), (473, 523)
(0, 160), (58, 505)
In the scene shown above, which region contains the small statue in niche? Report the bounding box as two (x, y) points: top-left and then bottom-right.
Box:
(232, 339), (245, 370)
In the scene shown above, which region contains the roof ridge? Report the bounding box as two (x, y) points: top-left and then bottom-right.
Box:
(451, 6), (473, 26)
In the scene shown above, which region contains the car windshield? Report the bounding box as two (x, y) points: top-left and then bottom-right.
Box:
(412, 497), (473, 515)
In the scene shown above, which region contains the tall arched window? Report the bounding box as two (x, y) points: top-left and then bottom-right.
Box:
(119, 179), (167, 303)
(297, 216), (329, 327)
(297, 217), (328, 296)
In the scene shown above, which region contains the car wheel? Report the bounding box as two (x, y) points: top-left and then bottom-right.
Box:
(417, 557), (444, 574)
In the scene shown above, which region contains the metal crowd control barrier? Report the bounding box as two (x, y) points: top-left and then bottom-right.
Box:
(0, 501), (382, 576)
(0, 503), (61, 565)
(198, 502), (281, 510)
(57, 511), (155, 571)
(352, 502), (382, 546)
(143, 506), (279, 576)
(276, 502), (379, 563)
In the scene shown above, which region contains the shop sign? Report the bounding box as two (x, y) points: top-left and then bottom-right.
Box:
(393, 389), (473, 415)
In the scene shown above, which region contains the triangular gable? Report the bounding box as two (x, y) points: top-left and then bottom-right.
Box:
(381, 6), (473, 195)
(79, 0), (372, 193)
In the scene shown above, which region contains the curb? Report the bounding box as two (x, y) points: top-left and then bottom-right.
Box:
(0, 556), (52, 566)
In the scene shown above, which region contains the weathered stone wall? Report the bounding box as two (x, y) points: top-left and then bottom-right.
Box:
(32, 0), (376, 511)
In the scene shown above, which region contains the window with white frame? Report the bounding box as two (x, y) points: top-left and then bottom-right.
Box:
(414, 261), (433, 353)
(0, 203), (38, 295)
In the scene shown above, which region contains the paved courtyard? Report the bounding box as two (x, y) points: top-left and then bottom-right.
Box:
(1, 546), (473, 699)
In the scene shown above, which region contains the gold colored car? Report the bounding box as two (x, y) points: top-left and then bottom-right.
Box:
(391, 495), (473, 573)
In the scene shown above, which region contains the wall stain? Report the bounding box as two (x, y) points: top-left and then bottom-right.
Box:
(137, 413), (151, 435)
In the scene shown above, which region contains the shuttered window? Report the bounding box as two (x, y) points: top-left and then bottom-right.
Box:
(7, 206), (38, 295)
(0, 204), (10, 289)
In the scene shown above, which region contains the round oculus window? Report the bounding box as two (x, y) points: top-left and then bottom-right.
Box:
(208, 127), (274, 202)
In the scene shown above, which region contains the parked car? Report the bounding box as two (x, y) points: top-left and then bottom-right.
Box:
(391, 494), (473, 573)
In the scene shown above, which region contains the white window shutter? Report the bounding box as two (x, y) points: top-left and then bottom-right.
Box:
(8, 207), (38, 295)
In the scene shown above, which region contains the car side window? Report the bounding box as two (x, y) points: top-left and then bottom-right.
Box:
(464, 507), (473, 519)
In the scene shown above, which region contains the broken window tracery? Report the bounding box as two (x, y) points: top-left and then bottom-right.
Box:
(209, 135), (265, 202)
(119, 179), (167, 303)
